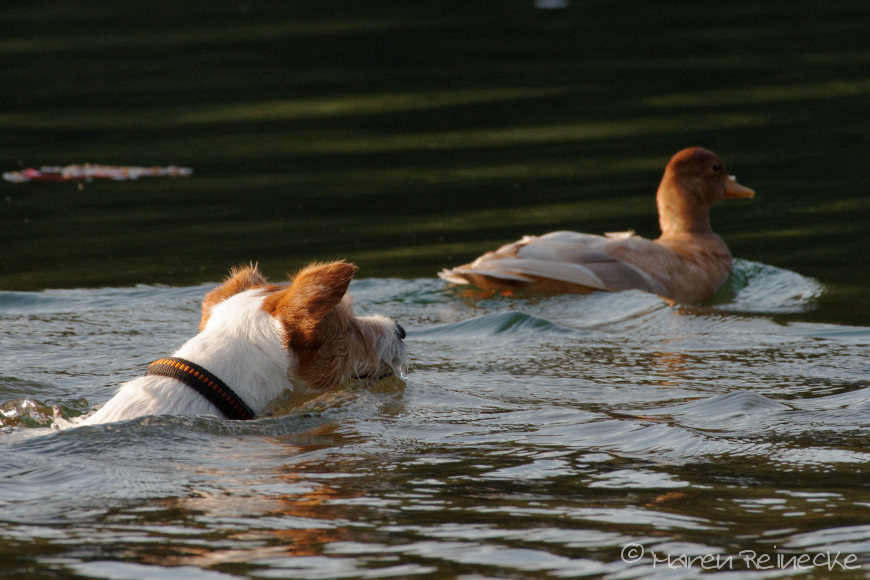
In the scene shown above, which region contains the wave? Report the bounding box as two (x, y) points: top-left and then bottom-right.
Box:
(711, 258), (824, 314)
(623, 390), (792, 430)
(411, 311), (581, 340)
(0, 284), (209, 314)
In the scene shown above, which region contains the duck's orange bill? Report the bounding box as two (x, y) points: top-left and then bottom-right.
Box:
(724, 176), (755, 199)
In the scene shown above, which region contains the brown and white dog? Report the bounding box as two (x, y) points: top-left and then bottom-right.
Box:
(76, 261), (406, 426)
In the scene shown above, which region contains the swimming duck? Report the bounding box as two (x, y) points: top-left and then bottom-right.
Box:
(438, 147), (755, 304)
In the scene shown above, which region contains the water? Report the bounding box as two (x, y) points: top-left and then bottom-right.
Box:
(3, 260), (869, 578)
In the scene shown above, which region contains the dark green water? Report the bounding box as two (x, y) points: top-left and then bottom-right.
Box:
(2, 0), (869, 324)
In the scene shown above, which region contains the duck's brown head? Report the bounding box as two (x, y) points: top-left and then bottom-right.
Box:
(657, 147), (754, 237)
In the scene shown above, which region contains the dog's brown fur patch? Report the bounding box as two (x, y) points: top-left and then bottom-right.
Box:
(199, 264), (270, 330)
(263, 261), (360, 391)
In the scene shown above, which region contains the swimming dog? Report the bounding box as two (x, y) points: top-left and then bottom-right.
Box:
(77, 261), (406, 425)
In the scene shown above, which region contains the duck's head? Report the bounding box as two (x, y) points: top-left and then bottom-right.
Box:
(657, 147), (755, 236)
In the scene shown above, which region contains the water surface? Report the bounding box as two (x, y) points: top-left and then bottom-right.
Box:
(3, 261), (869, 578)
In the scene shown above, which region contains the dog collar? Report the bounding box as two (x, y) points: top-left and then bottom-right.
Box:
(145, 356), (255, 420)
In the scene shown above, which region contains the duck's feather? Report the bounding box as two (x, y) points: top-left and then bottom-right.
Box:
(440, 231), (669, 295)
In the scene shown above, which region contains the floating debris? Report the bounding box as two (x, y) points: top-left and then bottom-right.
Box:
(3, 164), (193, 183)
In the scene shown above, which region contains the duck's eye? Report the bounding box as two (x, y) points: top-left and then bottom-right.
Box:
(711, 163), (722, 173)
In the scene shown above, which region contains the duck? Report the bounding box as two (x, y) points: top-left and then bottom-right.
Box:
(438, 147), (755, 304)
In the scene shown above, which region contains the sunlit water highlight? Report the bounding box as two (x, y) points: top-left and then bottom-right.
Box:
(2, 260), (869, 578)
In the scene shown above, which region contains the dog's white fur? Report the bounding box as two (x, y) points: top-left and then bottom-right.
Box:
(75, 261), (406, 426)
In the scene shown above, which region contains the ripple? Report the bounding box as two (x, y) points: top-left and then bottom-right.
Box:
(713, 258), (825, 314)
(792, 385), (870, 411)
(412, 311), (579, 340)
(635, 391), (792, 422)
(785, 524), (870, 553)
(0, 284), (207, 315)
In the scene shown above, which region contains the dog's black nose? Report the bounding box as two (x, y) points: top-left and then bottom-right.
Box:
(395, 323), (406, 340)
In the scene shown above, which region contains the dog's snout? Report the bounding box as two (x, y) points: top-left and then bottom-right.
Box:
(395, 323), (406, 340)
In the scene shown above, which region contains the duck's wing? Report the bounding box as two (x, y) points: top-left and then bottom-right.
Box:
(439, 231), (668, 295)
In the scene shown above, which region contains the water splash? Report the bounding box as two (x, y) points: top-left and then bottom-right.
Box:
(1, 397), (88, 429)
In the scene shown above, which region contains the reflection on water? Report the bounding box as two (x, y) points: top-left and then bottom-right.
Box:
(2, 261), (869, 577)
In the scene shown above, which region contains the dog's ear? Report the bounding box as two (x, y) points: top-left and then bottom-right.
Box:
(200, 264), (268, 330)
(265, 261), (357, 346)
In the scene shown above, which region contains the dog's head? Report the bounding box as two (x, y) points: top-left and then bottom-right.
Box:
(199, 261), (406, 393)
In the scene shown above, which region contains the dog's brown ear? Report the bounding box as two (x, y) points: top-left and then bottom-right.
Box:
(265, 261), (357, 346)
(200, 264), (268, 330)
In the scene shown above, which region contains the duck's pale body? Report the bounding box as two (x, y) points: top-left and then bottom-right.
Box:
(439, 147), (755, 304)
